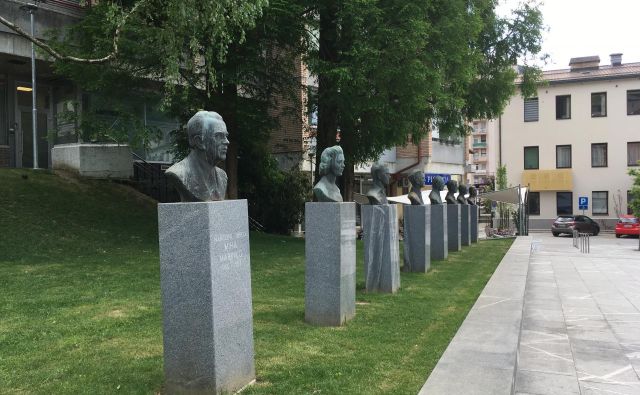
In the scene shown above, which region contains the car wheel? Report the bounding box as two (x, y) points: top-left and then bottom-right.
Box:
(616, 234), (621, 238)
(592, 229), (599, 236)
(552, 232), (559, 237)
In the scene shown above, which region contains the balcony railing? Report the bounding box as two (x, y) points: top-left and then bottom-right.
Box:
(473, 142), (487, 148)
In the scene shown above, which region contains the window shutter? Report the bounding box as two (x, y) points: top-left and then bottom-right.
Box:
(524, 98), (539, 121)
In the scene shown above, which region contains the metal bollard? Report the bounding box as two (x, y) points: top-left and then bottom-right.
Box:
(573, 230), (579, 248)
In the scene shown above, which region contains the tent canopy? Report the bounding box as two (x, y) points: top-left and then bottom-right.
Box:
(478, 186), (528, 205)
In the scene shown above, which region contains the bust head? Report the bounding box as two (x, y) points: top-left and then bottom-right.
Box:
(371, 163), (390, 186)
(446, 179), (458, 194)
(319, 145), (345, 177)
(432, 176), (445, 191)
(468, 186), (477, 197)
(408, 170), (424, 189)
(187, 111), (229, 166)
(458, 184), (468, 195)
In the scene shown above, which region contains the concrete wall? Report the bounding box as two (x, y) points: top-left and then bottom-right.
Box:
(501, 76), (640, 229)
(431, 140), (464, 165)
(52, 143), (133, 179)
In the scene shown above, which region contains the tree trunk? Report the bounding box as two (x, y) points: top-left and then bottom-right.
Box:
(222, 83), (239, 199)
(315, 0), (339, 182)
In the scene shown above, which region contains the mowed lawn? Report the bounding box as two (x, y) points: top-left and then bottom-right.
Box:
(0, 169), (513, 394)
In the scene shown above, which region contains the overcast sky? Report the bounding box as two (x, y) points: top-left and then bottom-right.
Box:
(496, 0), (640, 70)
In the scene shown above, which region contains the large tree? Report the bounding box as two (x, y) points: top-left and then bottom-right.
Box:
(3, 0), (308, 198)
(310, 0), (544, 200)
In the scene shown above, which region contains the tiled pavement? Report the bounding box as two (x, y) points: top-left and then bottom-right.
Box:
(420, 234), (640, 395)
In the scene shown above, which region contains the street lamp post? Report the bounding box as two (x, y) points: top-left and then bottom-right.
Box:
(20, 1), (41, 169)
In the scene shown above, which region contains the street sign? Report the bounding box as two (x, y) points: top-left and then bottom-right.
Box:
(425, 173), (451, 185)
(578, 196), (588, 211)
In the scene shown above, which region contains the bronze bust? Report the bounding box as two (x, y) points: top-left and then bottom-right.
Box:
(429, 176), (444, 205)
(457, 184), (469, 205)
(445, 180), (458, 204)
(166, 111), (229, 202)
(367, 163), (390, 205)
(313, 145), (345, 202)
(467, 186), (478, 205)
(407, 170), (424, 205)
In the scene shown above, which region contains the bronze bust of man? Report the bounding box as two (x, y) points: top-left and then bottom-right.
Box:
(457, 184), (469, 205)
(445, 180), (458, 204)
(429, 175), (444, 205)
(165, 111), (229, 202)
(407, 170), (424, 205)
(367, 163), (390, 205)
(467, 186), (478, 205)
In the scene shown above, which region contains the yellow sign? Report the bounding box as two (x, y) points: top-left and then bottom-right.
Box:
(522, 169), (573, 191)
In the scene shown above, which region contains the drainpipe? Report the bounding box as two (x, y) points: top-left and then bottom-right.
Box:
(498, 115), (502, 167)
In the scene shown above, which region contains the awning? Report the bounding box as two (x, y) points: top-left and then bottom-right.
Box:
(478, 186), (528, 205)
(387, 190), (461, 205)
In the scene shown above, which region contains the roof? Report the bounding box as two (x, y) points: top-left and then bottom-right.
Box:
(518, 62), (640, 85)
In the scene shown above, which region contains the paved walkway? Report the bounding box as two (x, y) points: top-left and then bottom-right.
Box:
(420, 233), (640, 395)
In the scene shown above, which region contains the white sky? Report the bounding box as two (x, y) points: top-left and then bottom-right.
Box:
(496, 0), (640, 70)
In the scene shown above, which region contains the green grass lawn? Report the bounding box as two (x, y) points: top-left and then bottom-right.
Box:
(0, 169), (513, 394)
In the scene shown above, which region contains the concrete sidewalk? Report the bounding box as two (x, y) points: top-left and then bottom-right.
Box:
(419, 234), (640, 395)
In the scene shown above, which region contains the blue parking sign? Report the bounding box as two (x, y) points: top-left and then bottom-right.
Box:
(578, 196), (588, 210)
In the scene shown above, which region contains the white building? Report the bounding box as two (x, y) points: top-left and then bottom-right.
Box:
(500, 54), (639, 230)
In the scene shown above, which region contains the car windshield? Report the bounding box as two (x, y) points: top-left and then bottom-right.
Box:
(619, 217), (639, 224)
(556, 217), (574, 222)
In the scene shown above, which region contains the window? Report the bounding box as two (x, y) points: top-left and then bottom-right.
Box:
(556, 145), (572, 168)
(556, 95), (571, 119)
(591, 143), (608, 167)
(524, 97), (539, 122)
(628, 142), (640, 166)
(524, 146), (539, 169)
(592, 191), (608, 215)
(591, 92), (607, 117)
(557, 192), (573, 215)
(528, 192), (540, 215)
(627, 90), (640, 115)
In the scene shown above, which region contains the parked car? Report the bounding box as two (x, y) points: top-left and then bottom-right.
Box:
(615, 215), (639, 238)
(551, 215), (600, 236)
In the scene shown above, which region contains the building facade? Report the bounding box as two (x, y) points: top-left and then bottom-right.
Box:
(500, 54), (639, 230)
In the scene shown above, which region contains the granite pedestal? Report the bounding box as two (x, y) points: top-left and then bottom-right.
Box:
(403, 205), (431, 273)
(460, 205), (471, 246)
(470, 205), (479, 243)
(362, 204), (400, 292)
(447, 204), (462, 252)
(305, 202), (356, 326)
(430, 205), (448, 260)
(158, 200), (255, 395)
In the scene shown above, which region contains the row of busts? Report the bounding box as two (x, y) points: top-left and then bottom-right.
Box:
(312, 145), (478, 206)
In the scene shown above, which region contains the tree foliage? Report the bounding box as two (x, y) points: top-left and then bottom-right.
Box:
(46, 0), (308, 199)
(629, 167), (640, 217)
(310, 0), (545, 199)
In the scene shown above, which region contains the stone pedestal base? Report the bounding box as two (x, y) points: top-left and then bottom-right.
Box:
(158, 200), (255, 395)
(470, 205), (479, 243)
(430, 205), (448, 260)
(447, 205), (462, 252)
(460, 205), (471, 246)
(403, 205), (431, 273)
(305, 202), (356, 326)
(362, 204), (400, 292)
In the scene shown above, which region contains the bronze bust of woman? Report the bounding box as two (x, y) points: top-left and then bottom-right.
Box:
(429, 176), (445, 205)
(457, 184), (469, 205)
(313, 145), (345, 202)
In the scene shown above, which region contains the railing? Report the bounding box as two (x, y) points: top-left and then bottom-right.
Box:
(472, 142), (487, 148)
(131, 152), (179, 203)
(572, 230), (590, 253)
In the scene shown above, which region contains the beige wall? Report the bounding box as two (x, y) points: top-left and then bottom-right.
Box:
(501, 77), (640, 228)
